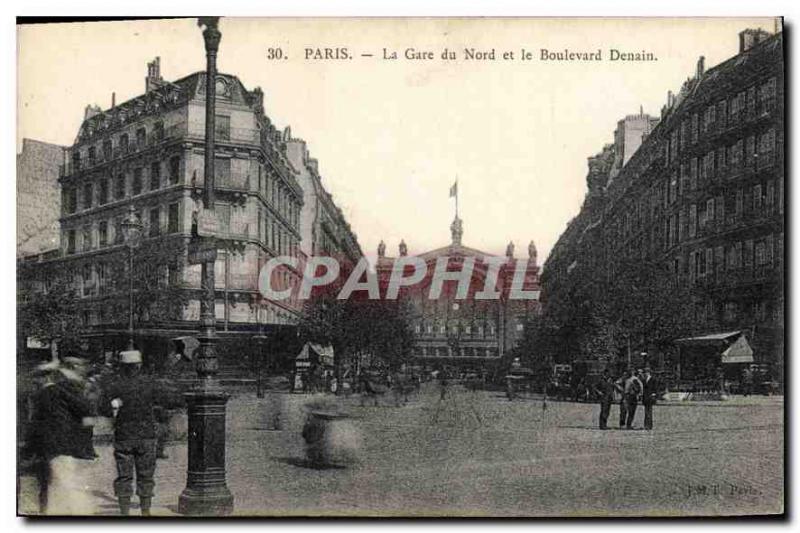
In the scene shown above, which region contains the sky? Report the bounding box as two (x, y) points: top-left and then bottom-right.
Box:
(17, 17), (778, 266)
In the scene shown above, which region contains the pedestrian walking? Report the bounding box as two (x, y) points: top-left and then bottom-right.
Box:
(102, 350), (176, 516)
(595, 370), (616, 429)
(641, 367), (658, 430)
(624, 369), (644, 429)
(24, 360), (96, 515)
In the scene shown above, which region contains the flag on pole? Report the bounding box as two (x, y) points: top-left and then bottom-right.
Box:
(449, 181), (458, 198)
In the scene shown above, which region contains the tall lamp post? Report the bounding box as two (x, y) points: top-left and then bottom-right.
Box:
(178, 16), (234, 516)
(120, 204), (143, 350)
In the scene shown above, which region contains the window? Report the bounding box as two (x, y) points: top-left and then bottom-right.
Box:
(689, 158), (698, 190)
(746, 86), (756, 118)
(169, 156), (180, 184)
(168, 203), (179, 233)
(717, 100), (727, 129)
(760, 77), (777, 114)
(83, 183), (93, 210)
(97, 262), (108, 293)
(215, 158), (231, 187)
(717, 147), (727, 175)
(755, 240), (766, 266)
(688, 204), (697, 238)
(135, 127), (146, 148)
(754, 184), (763, 211)
(150, 161), (160, 190)
(82, 226), (92, 251)
(65, 188), (77, 214)
(669, 173), (678, 204)
(82, 264), (93, 297)
(99, 178), (109, 205)
(120, 133), (129, 152)
(745, 136), (756, 166)
(744, 240), (754, 269)
(154, 121), (164, 141)
(149, 207), (160, 237)
(167, 263), (179, 286)
(67, 230), (76, 254)
(115, 174), (126, 200)
(691, 113), (698, 143)
(102, 140), (112, 160)
(723, 302), (738, 322)
(730, 140), (743, 170)
(215, 115), (230, 141)
(114, 217), (123, 244)
(765, 181), (775, 213)
(758, 128), (776, 168)
(132, 168), (143, 195)
(98, 220), (108, 246)
(706, 198), (715, 225)
(88, 146), (97, 165)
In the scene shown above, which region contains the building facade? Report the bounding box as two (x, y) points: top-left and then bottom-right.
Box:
(541, 28), (784, 380)
(284, 132), (363, 266)
(20, 58), (361, 368)
(375, 216), (541, 373)
(17, 139), (64, 256)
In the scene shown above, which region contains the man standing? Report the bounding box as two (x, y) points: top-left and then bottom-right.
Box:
(616, 370), (629, 429)
(624, 369), (644, 429)
(595, 370), (616, 429)
(103, 350), (173, 516)
(641, 367), (658, 430)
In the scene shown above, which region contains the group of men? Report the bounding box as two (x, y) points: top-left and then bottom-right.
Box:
(595, 367), (659, 430)
(23, 348), (180, 516)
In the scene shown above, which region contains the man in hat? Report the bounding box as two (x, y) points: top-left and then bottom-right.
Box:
(594, 369), (616, 430)
(103, 349), (174, 516)
(641, 367), (658, 430)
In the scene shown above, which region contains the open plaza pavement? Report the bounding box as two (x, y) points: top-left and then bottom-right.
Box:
(18, 383), (783, 517)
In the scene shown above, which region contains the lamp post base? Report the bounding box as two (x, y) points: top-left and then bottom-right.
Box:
(177, 387), (234, 516)
(178, 486), (234, 517)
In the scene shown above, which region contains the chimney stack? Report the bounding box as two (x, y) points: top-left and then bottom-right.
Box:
(739, 28), (771, 53)
(145, 56), (164, 93)
(112, 92), (116, 108)
(696, 56), (705, 78)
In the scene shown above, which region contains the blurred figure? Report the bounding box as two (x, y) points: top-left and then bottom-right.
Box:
(25, 360), (96, 515)
(624, 370), (644, 429)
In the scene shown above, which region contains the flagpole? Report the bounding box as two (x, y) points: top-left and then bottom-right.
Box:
(455, 176), (459, 218)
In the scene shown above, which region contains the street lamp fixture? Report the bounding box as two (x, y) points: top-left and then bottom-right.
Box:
(120, 204), (143, 350)
(178, 16), (234, 516)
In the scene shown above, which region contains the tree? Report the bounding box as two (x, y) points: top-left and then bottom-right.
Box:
(17, 236), (193, 355)
(17, 262), (86, 355)
(297, 263), (416, 377)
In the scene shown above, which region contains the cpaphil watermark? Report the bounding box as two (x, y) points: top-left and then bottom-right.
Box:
(258, 256), (540, 301)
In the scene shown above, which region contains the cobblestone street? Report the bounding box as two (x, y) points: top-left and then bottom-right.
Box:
(18, 384), (784, 517)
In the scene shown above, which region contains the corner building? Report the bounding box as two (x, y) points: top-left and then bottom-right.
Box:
(27, 58), (361, 369)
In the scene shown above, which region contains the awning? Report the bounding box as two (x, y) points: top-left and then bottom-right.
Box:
(675, 330), (741, 345)
(296, 342), (334, 366)
(721, 335), (754, 364)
